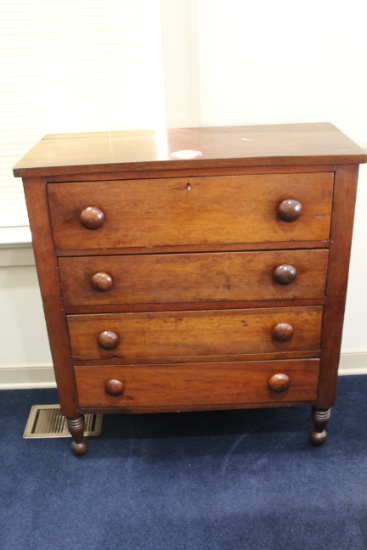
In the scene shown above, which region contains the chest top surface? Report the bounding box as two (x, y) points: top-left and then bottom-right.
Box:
(13, 123), (366, 178)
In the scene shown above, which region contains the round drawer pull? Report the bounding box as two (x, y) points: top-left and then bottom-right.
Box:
(272, 323), (294, 342)
(97, 331), (119, 350)
(80, 206), (105, 229)
(277, 199), (302, 222)
(273, 264), (297, 285)
(268, 373), (291, 393)
(105, 379), (124, 397)
(91, 272), (113, 292)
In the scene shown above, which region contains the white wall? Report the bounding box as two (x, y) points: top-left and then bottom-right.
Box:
(0, 247), (54, 387)
(1, 0), (367, 387)
(342, 170), (367, 353)
(163, 0), (367, 139)
(195, 0), (367, 137)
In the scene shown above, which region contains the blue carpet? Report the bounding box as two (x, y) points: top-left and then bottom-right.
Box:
(1, 375), (367, 550)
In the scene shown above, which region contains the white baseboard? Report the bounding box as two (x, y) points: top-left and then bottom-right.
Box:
(0, 364), (56, 390)
(338, 352), (367, 375)
(0, 353), (366, 390)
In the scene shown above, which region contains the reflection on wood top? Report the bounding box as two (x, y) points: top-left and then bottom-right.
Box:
(13, 122), (366, 177)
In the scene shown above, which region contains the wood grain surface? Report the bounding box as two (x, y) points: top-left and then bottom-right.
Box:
(59, 249), (329, 307)
(13, 123), (366, 178)
(75, 359), (320, 409)
(67, 306), (322, 363)
(48, 173), (333, 250)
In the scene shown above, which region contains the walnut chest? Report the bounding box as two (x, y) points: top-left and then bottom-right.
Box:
(14, 123), (366, 455)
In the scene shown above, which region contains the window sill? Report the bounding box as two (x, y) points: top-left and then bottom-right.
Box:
(0, 226), (32, 249)
(0, 227), (34, 267)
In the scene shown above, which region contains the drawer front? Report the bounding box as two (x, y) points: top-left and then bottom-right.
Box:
(75, 359), (320, 409)
(48, 173), (333, 251)
(68, 307), (322, 363)
(59, 249), (328, 306)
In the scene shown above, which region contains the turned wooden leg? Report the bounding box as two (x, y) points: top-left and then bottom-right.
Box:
(66, 415), (88, 456)
(310, 407), (331, 446)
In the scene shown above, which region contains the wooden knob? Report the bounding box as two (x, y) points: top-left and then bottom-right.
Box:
(278, 199), (302, 222)
(97, 331), (119, 350)
(105, 379), (124, 397)
(272, 323), (294, 342)
(268, 373), (291, 392)
(80, 206), (105, 229)
(273, 264), (297, 285)
(91, 272), (113, 292)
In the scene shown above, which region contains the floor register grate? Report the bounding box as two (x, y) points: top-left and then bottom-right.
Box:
(23, 405), (103, 439)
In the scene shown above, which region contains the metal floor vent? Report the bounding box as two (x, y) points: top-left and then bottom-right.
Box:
(23, 405), (103, 439)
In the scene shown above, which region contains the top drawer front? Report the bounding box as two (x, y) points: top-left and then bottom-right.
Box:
(48, 173), (333, 251)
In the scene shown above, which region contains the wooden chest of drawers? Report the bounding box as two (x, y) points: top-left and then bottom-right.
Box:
(14, 123), (366, 455)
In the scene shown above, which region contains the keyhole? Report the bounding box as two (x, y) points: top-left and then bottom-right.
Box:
(186, 183), (191, 191)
